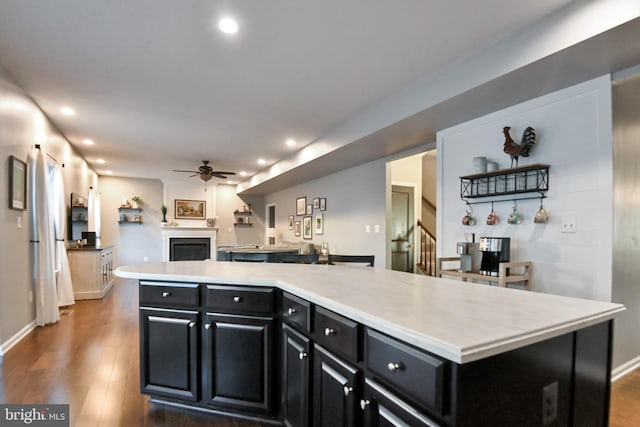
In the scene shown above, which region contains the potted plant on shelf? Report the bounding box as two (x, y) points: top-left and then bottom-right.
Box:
(131, 196), (142, 209)
(161, 205), (168, 224)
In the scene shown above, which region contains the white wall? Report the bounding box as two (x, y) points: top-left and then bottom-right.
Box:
(264, 158), (387, 267)
(216, 184), (265, 246)
(99, 177), (164, 267)
(421, 152), (437, 235)
(437, 75), (613, 301)
(0, 64), (98, 351)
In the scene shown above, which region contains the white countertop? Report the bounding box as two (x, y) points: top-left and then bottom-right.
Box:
(115, 261), (624, 364)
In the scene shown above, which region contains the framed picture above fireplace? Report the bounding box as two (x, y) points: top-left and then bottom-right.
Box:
(175, 199), (206, 220)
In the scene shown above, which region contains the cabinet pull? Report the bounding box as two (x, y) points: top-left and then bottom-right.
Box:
(162, 291), (171, 298)
(387, 362), (403, 372)
(233, 296), (242, 303)
(287, 307), (296, 316)
(360, 399), (371, 410)
(188, 322), (196, 328)
(204, 323), (211, 330)
(343, 386), (353, 397)
(324, 327), (336, 336)
(298, 352), (308, 360)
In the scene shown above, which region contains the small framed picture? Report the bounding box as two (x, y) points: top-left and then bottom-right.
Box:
(288, 215), (294, 230)
(314, 214), (323, 235)
(306, 204), (313, 215)
(313, 198), (320, 209)
(294, 220), (301, 237)
(9, 156), (27, 211)
(296, 196), (306, 216)
(320, 198), (327, 211)
(303, 216), (312, 240)
(175, 199), (206, 220)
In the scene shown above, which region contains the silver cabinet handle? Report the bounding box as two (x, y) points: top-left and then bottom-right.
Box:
(324, 327), (336, 336)
(204, 323), (211, 330)
(188, 322), (196, 328)
(360, 399), (371, 410)
(287, 307), (297, 315)
(387, 362), (403, 372)
(343, 386), (353, 397)
(162, 291), (171, 297)
(298, 352), (308, 360)
(233, 296), (242, 303)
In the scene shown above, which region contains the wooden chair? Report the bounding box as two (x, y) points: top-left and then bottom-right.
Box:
(273, 252), (319, 264)
(229, 252), (269, 263)
(328, 254), (374, 267)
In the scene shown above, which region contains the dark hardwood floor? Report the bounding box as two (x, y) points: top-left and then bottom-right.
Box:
(1, 278), (639, 426)
(0, 278), (269, 427)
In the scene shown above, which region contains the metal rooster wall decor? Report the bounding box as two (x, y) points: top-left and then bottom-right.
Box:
(503, 126), (536, 167)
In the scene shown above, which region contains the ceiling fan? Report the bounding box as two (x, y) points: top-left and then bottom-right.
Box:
(172, 160), (236, 182)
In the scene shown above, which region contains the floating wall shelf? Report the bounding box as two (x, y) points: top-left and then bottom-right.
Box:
(460, 163), (549, 205)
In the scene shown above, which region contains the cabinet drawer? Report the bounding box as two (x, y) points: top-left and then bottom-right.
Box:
(205, 285), (274, 316)
(282, 292), (311, 334)
(365, 329), (446, 414)
(314, 307), (359, 362)
(139, 281), (199, 308)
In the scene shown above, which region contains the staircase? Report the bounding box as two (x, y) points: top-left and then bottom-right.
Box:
(416, 219), (436, 276)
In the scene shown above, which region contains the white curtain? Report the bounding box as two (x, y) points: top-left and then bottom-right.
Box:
(29, 147), (59, 326)
(52, 164), (75, 306)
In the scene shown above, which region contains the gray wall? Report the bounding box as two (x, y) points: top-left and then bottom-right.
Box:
(0, 64), (98, 352)
(264, 158), (387, 267)
(612, 69), (640, 369)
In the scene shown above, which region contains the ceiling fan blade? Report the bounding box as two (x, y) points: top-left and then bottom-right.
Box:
(212, 173), (228, 179)
(212, 171), (236, 176)
(172, 169), (199, 173)
(189, 173), (199, 178)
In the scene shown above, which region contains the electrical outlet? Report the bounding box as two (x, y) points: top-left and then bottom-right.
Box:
(561, 219), (576, 233)
(365, 225), (371, 233)
(17, 216), (22, 229)
(374, 225), (380, 233)
(542, 381), (558, 425)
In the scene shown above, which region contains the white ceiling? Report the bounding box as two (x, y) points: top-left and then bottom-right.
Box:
(0, 0), (636, 192)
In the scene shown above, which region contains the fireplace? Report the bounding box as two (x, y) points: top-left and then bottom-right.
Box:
(161, 227), (217, 262)
(170, 238), (210, 261)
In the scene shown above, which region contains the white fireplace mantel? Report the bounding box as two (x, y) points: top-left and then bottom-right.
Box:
(161, 227), (218, 261)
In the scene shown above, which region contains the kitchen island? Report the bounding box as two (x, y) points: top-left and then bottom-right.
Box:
(116, 261), (624, 426)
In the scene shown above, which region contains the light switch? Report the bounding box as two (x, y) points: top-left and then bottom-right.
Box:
(374, 225), (380, 233)
(365, 225), (371, 233)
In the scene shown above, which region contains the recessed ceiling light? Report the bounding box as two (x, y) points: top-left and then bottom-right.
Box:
(218, 17), (239, 34)
(226, 180), (234, 184)
(239, 171), (248, 176)
(96, 158), (106, 164)
(105, 170), (113, 175)
(257, 158), (266, 165)
(60, 106), (75, 116)
(82, 139), (94, 145)
(286, 139), (297, 147)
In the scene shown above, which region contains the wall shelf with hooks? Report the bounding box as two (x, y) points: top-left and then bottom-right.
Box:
(460, 163), (549, 204)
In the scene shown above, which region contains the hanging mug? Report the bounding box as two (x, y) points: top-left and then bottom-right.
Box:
(462, 211), (476, 226)
(534, 206), (549, 223)
(486, 209), (498, 225)
(507, 206), (522, 224)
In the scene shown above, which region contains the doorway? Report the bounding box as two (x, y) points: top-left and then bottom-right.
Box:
(391, 185), (414, 272)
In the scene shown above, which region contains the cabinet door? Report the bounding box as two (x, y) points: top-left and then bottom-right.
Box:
(139, 308), (199, 401)
(313, 345), (360, 427)
(361, 379), (439, 427)
(204, 313), (275, 415)
(283, 324), (311, 427)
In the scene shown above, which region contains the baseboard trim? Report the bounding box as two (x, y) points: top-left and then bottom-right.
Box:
(0, 320), (37, 356)
(612, 355), (640, 382)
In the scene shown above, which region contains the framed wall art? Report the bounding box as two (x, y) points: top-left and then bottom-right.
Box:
(296, 196), (306, 216)
(9, 156), (27, 211)
(288, 215), (294, 230)
(303, 216), (312, 240)
(313, 198), (320, 209)
(314, 214), (323, 235)
(294, 220), (301, 237)
(306, 204), (312, 215)
(320, 198), (327, 211)
(175, 199), (206, 220)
